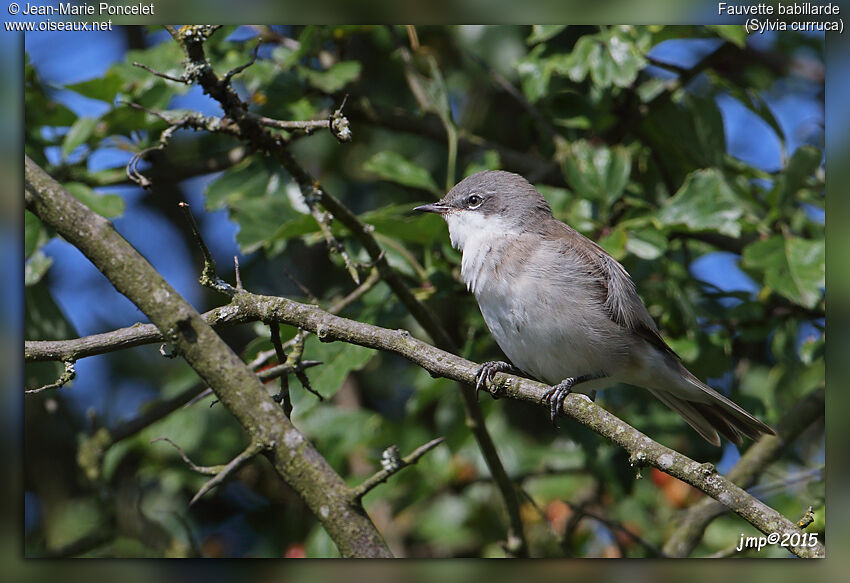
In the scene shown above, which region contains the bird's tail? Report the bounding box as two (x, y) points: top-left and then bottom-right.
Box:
(648, 370), (775, 447)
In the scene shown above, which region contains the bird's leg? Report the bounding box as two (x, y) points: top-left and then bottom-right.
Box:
(542, 373), (606, 427)
(474, 361), (518, 400)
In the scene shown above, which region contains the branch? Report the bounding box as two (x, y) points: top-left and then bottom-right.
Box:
(351, 437), (445, 501)
(25, 359), (75, 393)
(152, 437), (267, 505)
(28, 280), (822, 557)
(25, 155), (392, 558)
(662, 387), (825, 557)
(168, 26), (528, 556)
(179, 201), (236, 295)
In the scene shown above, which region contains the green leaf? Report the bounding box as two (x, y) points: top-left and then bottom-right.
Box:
(463, 150), (501, 177)
(363, 151), (440, 194)
(25, 210), (43, 258)
(658, 169), (743, 237)
(626, 228), (668, 260)
(61, 117), (98, 158)
(641, 94), (726, 172)
(25, 283), (75, 341)
(549, 27), (647, 89)
(65, 70), (124, 103)
(301, 61), (361, 93)
(64, 183), (125, 218)
(516, 44), (550, 103)
(25, 251), (53, 286)
(741, 235), (824, 308)
(708, 25), (747, 48)
(359, 203), (446, 244)
(231, 195), (299, 254)
(560, 140), (631, 207)
(205, 157), (278, 210)
(769, 145), (822, 208)
(597, 227), (627, 260)
(123, 40), (186, 83)
(526, 25), (567, 45)
(45, 497), (106, 550)
(290, 336), (374, 416)
(271, 213), (320, 243)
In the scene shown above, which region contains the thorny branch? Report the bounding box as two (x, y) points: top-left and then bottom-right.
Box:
(351, 438), (445, 501)
(26, 154), (393, 558)
(25, 359), (75, 394)
(26, 280), (825, 558)
(155, 25), (528, 556)
(152, 437), (267, 505)
(662, 387), (825, 557)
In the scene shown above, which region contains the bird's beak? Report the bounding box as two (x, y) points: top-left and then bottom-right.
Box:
(414, 202), (449, 214)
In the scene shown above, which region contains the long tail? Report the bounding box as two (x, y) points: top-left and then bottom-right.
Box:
(648, 371), (775, 447)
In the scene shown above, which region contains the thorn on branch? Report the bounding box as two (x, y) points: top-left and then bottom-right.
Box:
(234, 256), (243, 291)
(159, 343), (179, 358)
(307, 199), (361, 285)
(151, 437), (222, 475)
(269, 322), (292, 417)
(224, 39), (262, 84)
(257, 359), (323, 383)
(122, 103), (237, 189)
(179, 202), (237, 296)
(797, 506), (815, 529)
(290, 330), (323, 401)
(329, 94), (352, 143)
(351, 437), (445, 502)
(132, 61), (187, 84)
(151, 437), (265, 505)
(26, 360), (76, 394)
(253, 96), (351, 142)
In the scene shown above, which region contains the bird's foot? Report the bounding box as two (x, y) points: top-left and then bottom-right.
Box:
(474, 361), (516, 400)
(542, 378), (576, 427)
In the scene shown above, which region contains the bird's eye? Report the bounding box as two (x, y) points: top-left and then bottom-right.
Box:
(466, 194), (483, 209)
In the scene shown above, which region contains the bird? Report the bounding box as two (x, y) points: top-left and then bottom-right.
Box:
(415, 170), (775, 446)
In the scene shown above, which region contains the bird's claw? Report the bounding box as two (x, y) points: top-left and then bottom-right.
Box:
(474, 361), (515, 400)
(542, 378), (575, 427)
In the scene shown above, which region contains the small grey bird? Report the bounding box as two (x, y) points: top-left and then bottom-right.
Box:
(415, 170), (774, 446)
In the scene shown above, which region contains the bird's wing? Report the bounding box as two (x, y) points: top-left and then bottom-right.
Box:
(560, 227), (679, 359)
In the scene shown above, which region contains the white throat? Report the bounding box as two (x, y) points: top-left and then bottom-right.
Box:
(444, 211), (519, 294)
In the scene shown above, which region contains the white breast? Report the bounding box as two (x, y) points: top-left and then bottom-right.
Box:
(447, 218), (631, 389)
(444, 211), (519, 294)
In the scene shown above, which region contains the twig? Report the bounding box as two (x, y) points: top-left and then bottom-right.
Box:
(178, 201), (237, 296)
(26, 154), (393, 558)
(168, 359), (323, 415)
(21, 273), (825, 557)
(269, 322), (292, 417)
(132, 61), (186, 83)
(797, 506), (816, 529)
(662, 387), (825, 557)
(706, 544), (755, 558)
(351, 438), (445, 501)
(189, 441), (266, 505)
(223, 39), (261, 84)
(287, 330), (323, 400)
(151, 437), (266, 505)
(234, 256), (243, 291)
(25, 359), (75, 394)
(577, 508), (666, 557)
(151, 437), (223, 475)
(305, 186), (362, 285)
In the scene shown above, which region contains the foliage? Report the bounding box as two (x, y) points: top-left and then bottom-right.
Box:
(24, 25), (824, 558)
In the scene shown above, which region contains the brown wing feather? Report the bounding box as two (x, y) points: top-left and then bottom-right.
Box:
(565, 227), (680, 359)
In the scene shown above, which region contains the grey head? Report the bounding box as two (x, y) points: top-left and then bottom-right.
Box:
(414, 170), (553, 234)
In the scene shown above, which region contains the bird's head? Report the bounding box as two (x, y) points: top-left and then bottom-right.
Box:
(414, 170), (553, 251)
